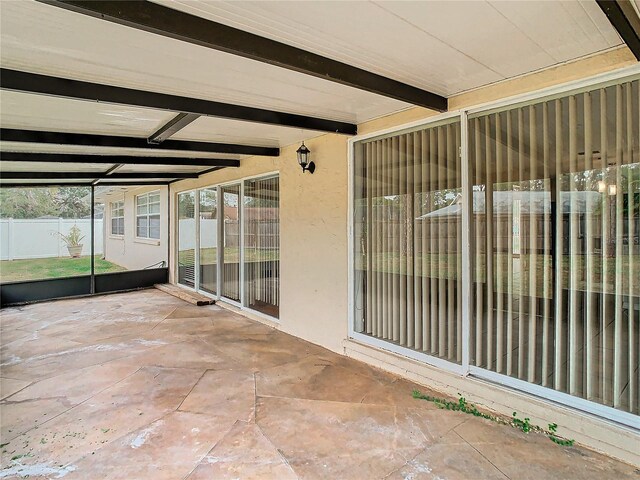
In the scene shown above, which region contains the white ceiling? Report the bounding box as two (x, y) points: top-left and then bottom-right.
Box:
(0, 0), (407, 125)
(158, 0), (622, 96)
(0, 141), (245, 160)
(116, 164), (209, 174)
(172, 116), (320, 148)
(0, 161), (114, 174)
(0, 0), (630, 181)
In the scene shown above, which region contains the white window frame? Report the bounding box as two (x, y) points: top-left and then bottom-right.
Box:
(110, 200), (124, 237)
(347, 65), (640, 429)
(174, 171), (280, 323)
(135, 190), (161, 240)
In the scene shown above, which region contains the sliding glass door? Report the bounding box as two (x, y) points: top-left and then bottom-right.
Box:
(352, 75), (639, 422)
(470, 80), (639, 415)
(221, 184), (241, 302)
(177, 191), (196, 288)
(244, 176), (280, 318)
(176, 175), (280, 317)
(199, 188), (217, 295)
(353, 119), (463, 363)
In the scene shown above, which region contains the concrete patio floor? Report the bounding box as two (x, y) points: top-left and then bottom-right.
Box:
(0, 290), (637, 479)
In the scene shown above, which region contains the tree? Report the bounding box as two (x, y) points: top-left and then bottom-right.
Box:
(0, 187), (91, 219)
(55, 187), (91, 218)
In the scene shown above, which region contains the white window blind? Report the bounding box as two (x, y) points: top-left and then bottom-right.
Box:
(244, 176), (280, 318)
(177, 191), (195, 288)
(222, 184), (241, 302)
(469, 79), (639, 414)
(199, 188), (218, 295)
(354, 119), (463, 362)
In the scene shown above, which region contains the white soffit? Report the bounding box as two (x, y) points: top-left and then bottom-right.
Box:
(0, 179), (90, 185)
(172, 116), (322, 148)
(0, 161), (113, 173)
(0, 141), (244, 160)
(0, 91), (177, 137)
(115, 164), (213, 174)
(159, 0), (623, 96)
(0, 1), (408, 125)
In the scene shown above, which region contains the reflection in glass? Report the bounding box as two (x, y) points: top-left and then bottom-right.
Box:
(177, 191), (196, 287)
(199, 188), (217, 295)
(244, 176), (280, 317)
(470, 80), (639, 414)
(222, 184), (241, 301)
(353, 120), (463, 362)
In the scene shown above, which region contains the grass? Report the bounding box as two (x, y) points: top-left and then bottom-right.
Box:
(412, 390), (575, 447)
(356, 252), (640, 297)
(0, 255), (126, 283)
(178, 247), (279, 265)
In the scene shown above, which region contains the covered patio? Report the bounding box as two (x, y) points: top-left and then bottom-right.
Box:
(1, 0), (640, 472)
(0, 290), (636, 479)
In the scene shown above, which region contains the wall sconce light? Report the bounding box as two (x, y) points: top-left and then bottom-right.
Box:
(296, 141), (315, 174)
(597, 180), (617, 195)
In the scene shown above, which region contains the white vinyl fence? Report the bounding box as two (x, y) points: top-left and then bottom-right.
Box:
(0, 218), (103, 261)
(178, 218), (218, 250)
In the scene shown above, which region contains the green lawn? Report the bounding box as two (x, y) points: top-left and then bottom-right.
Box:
(178, 247), (279, 265)
(0, 255), (126, 283)
(357, 252), (640, 297)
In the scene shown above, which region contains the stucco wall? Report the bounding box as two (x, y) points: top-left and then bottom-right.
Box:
(102, 186), (168, 271)
(170, 135), (349, 352)
(169, 48), (639, 465)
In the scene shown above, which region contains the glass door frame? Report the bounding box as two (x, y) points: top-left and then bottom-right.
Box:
(174, 171), (280, 321)
(347, 66), (640, 429)
(176, 189), (198, 291)
(219, 180), (243, 307)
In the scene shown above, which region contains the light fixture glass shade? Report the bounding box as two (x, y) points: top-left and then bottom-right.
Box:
(296, 143), (310, 167)
(597, 180), (607, 193)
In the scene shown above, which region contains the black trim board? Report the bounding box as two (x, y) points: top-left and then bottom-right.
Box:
(94, 268), (168, 294)
(596, 0), (640, 61)
(0, 69), (357, 135)
(0, 172), (200, 180)
(0, 275), (91, 306)
(1, 128), (279, 157)
(0, 268), (168, 306)
(0, 152), (240, 167)
(148, 113), (200, 144)
(0, 181), (171, 188)
(40, 0), (447, 112)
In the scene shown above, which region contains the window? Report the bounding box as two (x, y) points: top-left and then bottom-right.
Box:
(352, 75), (639, 421)
(174, 174), (280, 319)
(353, 119), (463, 363)
(136, 191), (161, 239)
(244, 176), (280, 317)
(469, 79), (639, 415)
(177, 191), (196, 287)
(110, 200), (124, 236)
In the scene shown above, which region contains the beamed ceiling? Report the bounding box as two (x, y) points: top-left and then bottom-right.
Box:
(0, 0), (637, 186)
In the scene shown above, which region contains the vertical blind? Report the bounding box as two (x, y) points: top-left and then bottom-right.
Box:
(199, 188), (217, 295)
(470, 79), (639, 415)
(177, 191), (195, 288)
(354, 77), (639, 417)
(244, 176), (280, 318)
(177, 175), (280, 319)
(354, 119), (463, 363)
(222, 184), (241, 302)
